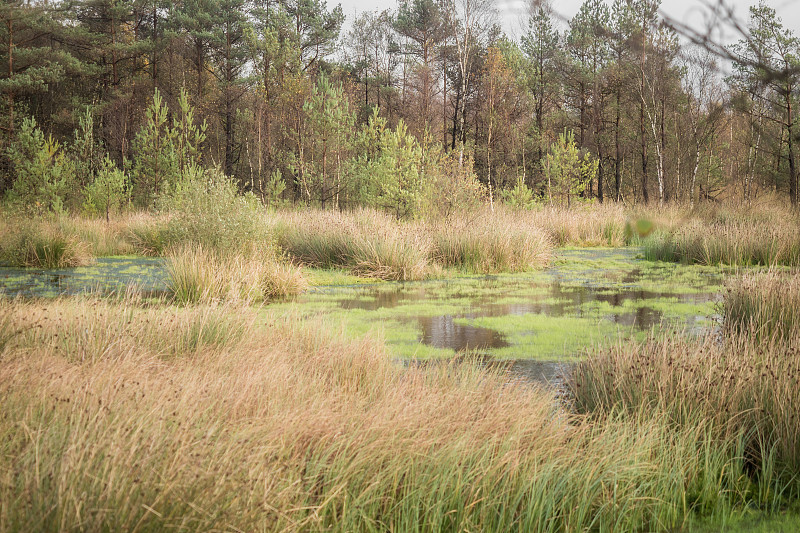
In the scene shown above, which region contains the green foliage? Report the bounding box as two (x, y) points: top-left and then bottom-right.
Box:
(83, 156), (128, 221)
(501, 176), (536, 209)
(71, 107), (104, 193)
(263, 169), (287, 207)
(543, 130), (598, 207)
(294, 74), (355, 208)
(131, 90), (178, 207)
(5, 117), (73, 214)
(131, 89), (207, 208)
(421, 150), (485, 219)
(173, 88), (207, 178)
(350, 110), (425, 218)
(158, 168), (269, 255)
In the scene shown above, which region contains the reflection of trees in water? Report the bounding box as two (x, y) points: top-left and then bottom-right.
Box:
(418, 315), (509, 351)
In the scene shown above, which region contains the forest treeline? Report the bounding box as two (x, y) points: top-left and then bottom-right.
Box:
(1, 0), (799, 216)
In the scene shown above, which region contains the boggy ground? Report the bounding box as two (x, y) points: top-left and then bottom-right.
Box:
(1, 286), (800, 531)
(271, 247), (726, 361)
(2, 203), (800, 530)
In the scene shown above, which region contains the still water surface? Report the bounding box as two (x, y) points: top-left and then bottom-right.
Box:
(0, 248), (725, 384)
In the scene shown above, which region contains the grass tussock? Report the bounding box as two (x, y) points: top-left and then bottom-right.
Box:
(54, 215), (138, 256)
(0, 295), (254, 362)
(275, 208), (554, 278)
(531, 204), (627, 247)
(569, 331), (800, 505)
(429, 209), (552, 273)
(0, 218), (94, 268)
(638, 204), (800, 266)
(275, 209), (429, 281)
(0, 297), (766, 531)
(724, 271), (800, 340)
(166, 245), (306, 305)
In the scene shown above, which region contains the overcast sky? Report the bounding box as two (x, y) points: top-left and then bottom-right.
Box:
(336, 0), (800, 47)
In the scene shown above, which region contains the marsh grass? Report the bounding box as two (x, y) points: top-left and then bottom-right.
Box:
(166, 245), (306, 305)
(275, 209), (430, 281)
(530, 204), (627, 246)
(641, 212), (800, 267)
(0, 295), (253, 361)
(0, 297), (764, 532)
(724, 271), (800, 340)
(126, 216), (170, 256)
(55, 215), (137, 256)
(0, 218), (94, 268)
(275, 208), (553, 278)
(429, 209), (552, 273)
(568, 332), (800, 505)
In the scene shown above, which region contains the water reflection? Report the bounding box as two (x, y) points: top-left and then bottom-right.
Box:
(336, 249), (719, 354)
(403, 356), (572, 387)
(418, 315), (510, 350)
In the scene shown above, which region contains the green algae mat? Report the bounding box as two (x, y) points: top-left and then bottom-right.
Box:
(267, 248), (726, 363)
(0, 248), (727, 369)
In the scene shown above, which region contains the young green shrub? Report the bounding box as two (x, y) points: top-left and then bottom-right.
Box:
(159, 168), (271, 256)
(501, 176), (536, 209)
(130, 90), (178, 207)
(543, 129), (597, 207)
(83, 156), (129, 222)
(5, 117), (74, 215)
(349, 110), (425, 219)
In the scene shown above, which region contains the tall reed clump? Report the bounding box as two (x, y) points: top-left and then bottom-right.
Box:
(0, 294), (254, 362)
(429, 209), (552, 273)
(55, 215), (138, 256)
(166, 244), (306, 305)
(0, 298), (761, 531)
(568, 332), (800, 507)
(642, 220), (800, 266)
(527, 204), (627, 247)
(0, 218), (93, 268)
(724, 271), (800, 340)
(275, 208), (429, 281)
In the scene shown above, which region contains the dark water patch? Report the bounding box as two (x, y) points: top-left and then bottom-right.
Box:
(402, 356), (572, 387)
(0, 257), (168, 298)
(418, 315), (510, 351)
(502, 359), (572, 387)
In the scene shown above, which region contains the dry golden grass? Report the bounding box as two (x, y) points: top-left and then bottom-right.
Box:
(0, 217), (94, 268)
(273, 209), (431, 280)
(569, 330), (800, 500)
(634, 203), (800, 266)
(166, 244), (306, 304)
(526, 204), (628, 247)
(724, 270), (800, 339)
(428, 208), (553, 273)
(0, 297), (758, 531)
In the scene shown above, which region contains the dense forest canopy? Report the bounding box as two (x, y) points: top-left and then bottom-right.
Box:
(1, 0), (799, 214)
